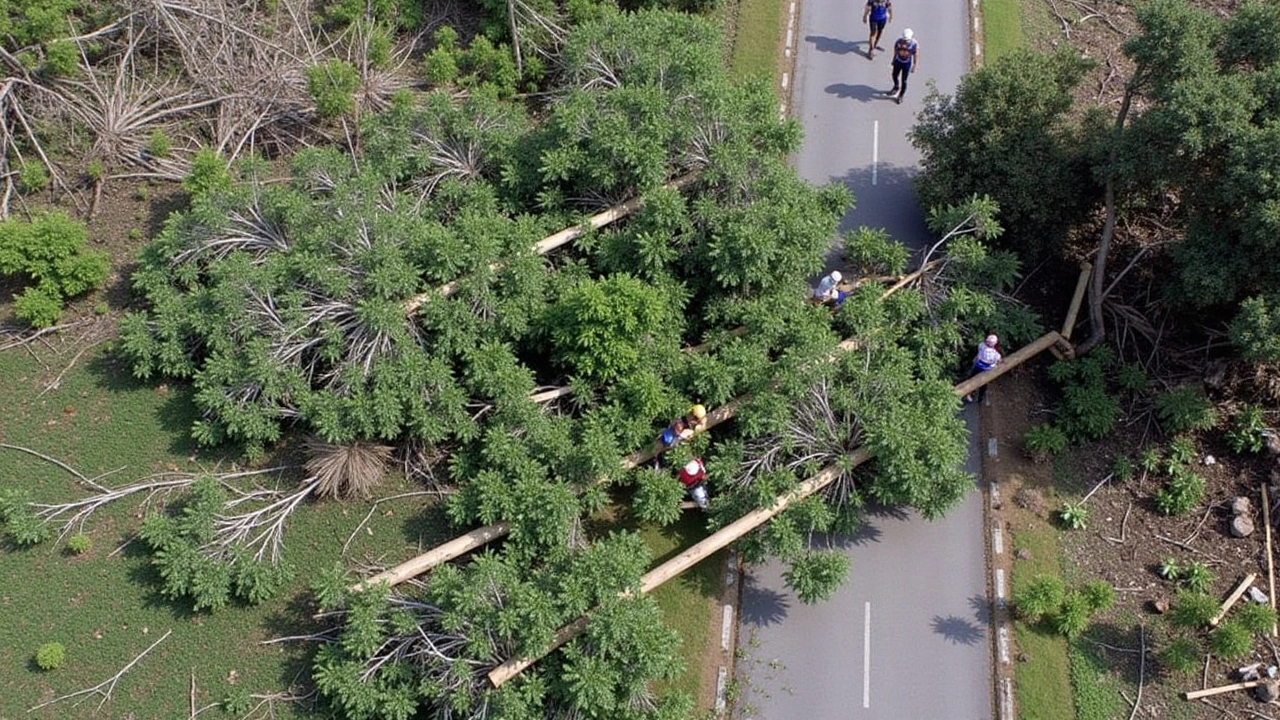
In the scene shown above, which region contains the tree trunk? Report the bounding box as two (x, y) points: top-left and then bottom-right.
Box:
(507, 0), (523, 76)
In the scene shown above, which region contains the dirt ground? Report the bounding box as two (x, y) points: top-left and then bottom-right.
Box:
(986, 357), (1280, 720)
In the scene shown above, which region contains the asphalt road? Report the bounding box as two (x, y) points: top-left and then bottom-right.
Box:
(733, 0), (993, 717)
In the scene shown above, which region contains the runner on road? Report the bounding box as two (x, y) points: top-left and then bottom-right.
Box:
(887, 28), (918, 104)
(862, 0), (893, 59)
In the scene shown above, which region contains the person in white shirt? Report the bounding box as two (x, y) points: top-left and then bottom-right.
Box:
(963, 334), (1003, 403)
(814, 271), (842, 302)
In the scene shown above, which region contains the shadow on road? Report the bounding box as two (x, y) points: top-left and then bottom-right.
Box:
(806, 35), (864, 55)
(831, 521), (884, 547)
(823, 83), (884, 103)
(931, 614), (986, 645)
(969, 594), (992, 626)
(740, 572), (792, 627)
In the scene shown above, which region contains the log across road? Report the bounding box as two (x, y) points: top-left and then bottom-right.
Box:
(735, 0), (993, 717)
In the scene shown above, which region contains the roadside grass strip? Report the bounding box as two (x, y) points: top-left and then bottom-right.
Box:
(727, 0), (788, 79)
(980, 0), (1025, 63)
(1010, 524), (1075, 720)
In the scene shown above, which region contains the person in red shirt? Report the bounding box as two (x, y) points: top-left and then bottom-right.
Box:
(678, 458), (710, 510)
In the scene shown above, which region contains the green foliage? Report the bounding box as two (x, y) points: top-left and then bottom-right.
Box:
(1168, 591), (1216, 629)
(1138, 447), (1162, 474)
(1046, 348), (1121, 442)
(42, 39), (78, 76)
(1159, 636), (1201, 674)
(0, 0), (81, 45)
(1081, 581), (1115, 613)
(911, 49), (1098, 258)
(34, 641), (65, 670)
(1057, 502), (1088, 530)
(1050, 591), (1092, 639)
(1153, 386), (1218, 435)
(1209, 621), (1252, 660)
(0, 208), (117, 325)
(843, 226), (908, 276)
(1230, 295), (1280, 363)
(1226, 404), (1267, 454)
(1114, 363), (1148, 394)
(1024, 423), (1067, 462)
(1153, 466), (1205, 516)
(16, 159), (48, 193)
(306, 59), (361, 119)
(137, 477), (293, 612)
(1166, 435), (1196, 466)
(632, 466), (685, 526)
(1178, 561), (1214, 594)
(782, 551), (851, 604)
(0, 489), (50, 546)
(146, 130), (172, 158)
(181, 148), (232, 197)
(541, 274), (683, 385)
(1014, 574), (1065, 622)
(66, 533), (91, 554)
(12, 286), (63, 327)
(1157, 557), (1180, 580)
(1235, 602), (1277, 635)
(1111, 454), (1135, 482)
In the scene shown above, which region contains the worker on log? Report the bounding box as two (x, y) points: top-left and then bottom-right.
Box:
(660, 404), (708, 448)
(812, 270), (850, 309)
(677, 458), (711, 510)
(963, 333), (1003, 404)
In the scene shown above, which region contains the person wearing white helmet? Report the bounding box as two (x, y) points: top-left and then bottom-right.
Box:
(964, 333), (1003, 404)
(677, 458), (711, 510)
(887, 28), (918, 105)
(813, 270), (851, 309)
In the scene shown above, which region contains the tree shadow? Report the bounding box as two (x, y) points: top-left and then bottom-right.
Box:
(806, 35), (865, 56)
(824, 83), (884, 103)
(865, 503), (911, 522)
(740, 572), (791, 627)
(931, 614), (985, 645)
(121, 537), (201, 620)
(830, 521), (883, 548)
(399, 501), (455, 550)
(259, 588), (327, 701)
(970, 594), (992, 626)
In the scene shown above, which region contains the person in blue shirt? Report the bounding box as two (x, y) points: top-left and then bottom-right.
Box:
(861, 0), (893, 60)
(887, 28), (918, 104)
(963, 334), (1003, 404)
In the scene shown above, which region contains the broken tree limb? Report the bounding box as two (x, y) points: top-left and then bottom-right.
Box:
(487, 448), (876, 687)
(1062, 262), (1092, 341)
(28, 629), (172, 711)
(1209, 573), (1258, 627)
(1183, 680), (1266, 701)
(403, 173), (698, 312)
(354, 523), (515, 590)
(1265, 483), (1277, 637)
(1127, 625), (1145, 720)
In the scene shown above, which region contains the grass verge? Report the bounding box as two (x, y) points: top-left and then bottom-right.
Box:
(0, 343), (442, 719)
(723, 0), (788, 79)
(980, 0), (1025, 63)
(1010, 517), (1075, 720)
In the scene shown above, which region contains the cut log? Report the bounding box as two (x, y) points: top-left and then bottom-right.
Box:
(1061, 263), (1092, 341)
(1265, 483), (1277, 637)
(1209, 573), (1258, 627)
(1183, 680), (1265, 700)
(352, 524), (512, 590)
(404, 173), (698, 312)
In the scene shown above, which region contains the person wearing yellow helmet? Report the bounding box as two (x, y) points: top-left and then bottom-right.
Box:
(658, 403), (709, 448)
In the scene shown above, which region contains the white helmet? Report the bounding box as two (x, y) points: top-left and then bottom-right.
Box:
(903, 28), (914, 39)
(830, 270), (842, 283)
(985, 334), (998, 346)
(684, 460), (702, 475)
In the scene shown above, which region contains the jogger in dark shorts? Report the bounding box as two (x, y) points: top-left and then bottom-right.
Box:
(862, 0), (892, 59)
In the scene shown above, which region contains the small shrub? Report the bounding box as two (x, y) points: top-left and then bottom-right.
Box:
(1160, 636), (1201, 674)
(42, 39), (79, 76)
(1024, 424), (1068, 463)
(1225, 404), (1267, 454)
(1050, 591), (1092, 638)
(17, 160), (49, 193)
(1166, 436), (1196, 467)
(1111, 454), (1135, 482)
(1058, 502), (1088, 530)
(1158, 557), (1180, 580)
(1169, 591), (1217, 629)
(305, 59), (360, 119)
(1154, 467), (1206, 516)
(34, 642), (65, 670)
(182, 148), (232, 197)
(1209, 621), (1252, 660)
(1081, 580), (1116, 612)
(1047, 348), (1121, 442)
(1179, 561), (1214, 594)
(1138, 447), (1163, 474)
(1154, 386), (1219, 435)
(66, 533), (92, 554)
(146, 130), (172, 158)
(222, 687), (254, 715)
(13, 286), (63, 327)
(1235, 602), (1277, 635)
(1115, 362), (1149, 393)
(1014, 574), (1065, 622)
(85, 158), (105, 182)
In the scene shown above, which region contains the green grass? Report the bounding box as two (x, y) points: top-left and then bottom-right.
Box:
(1069, 638), (1131, 720)
(639, 514), (725, 703)
(724, 0), (787, 79)
(0, 343), (445, 719)
(981, 0), (1025, 64)
(1010, 524), (1074, 720)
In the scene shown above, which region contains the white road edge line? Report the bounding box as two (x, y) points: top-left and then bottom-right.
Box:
(872, 120), (879, 186)
(863, 601), (872, 708)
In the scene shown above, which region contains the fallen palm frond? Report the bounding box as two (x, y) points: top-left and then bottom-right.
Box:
(306, 439), (394, 499)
